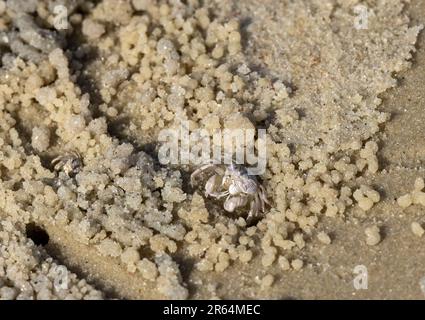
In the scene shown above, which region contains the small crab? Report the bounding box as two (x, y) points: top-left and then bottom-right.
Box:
(52, 151), (82, 177)
(191, 162), (269, 221)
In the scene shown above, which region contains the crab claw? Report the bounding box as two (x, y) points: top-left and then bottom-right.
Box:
(224, 196), (248, 213)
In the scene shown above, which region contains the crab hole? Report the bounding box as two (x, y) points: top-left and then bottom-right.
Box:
(26, 223), (50, 246)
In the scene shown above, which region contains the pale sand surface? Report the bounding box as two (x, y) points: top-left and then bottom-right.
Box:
(1, 0), (425, 299)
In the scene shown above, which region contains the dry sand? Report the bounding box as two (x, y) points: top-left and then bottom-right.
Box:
(0, 0), (425, 300)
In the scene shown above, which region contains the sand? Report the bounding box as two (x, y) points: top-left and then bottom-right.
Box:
(0, 0), (425, 300)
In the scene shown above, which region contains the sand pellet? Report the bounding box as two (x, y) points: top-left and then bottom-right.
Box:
(365, 226), (381, 246)
(411, 222), (425, 238)
(317, 232), (332, 245)
(291, 259), (304, 271)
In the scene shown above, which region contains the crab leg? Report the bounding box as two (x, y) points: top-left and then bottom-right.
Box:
(190, 163), (225, 186)
(247, 194), (261, 222)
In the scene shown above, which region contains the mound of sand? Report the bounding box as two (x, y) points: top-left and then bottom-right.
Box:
(0, 0), (422, 299)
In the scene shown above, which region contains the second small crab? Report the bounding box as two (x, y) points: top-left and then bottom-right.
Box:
(52, 150), (82, 177)
(191, 162), (270, 221)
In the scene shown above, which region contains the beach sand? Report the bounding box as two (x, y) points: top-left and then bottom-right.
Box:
(0, 0), (425, 299)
